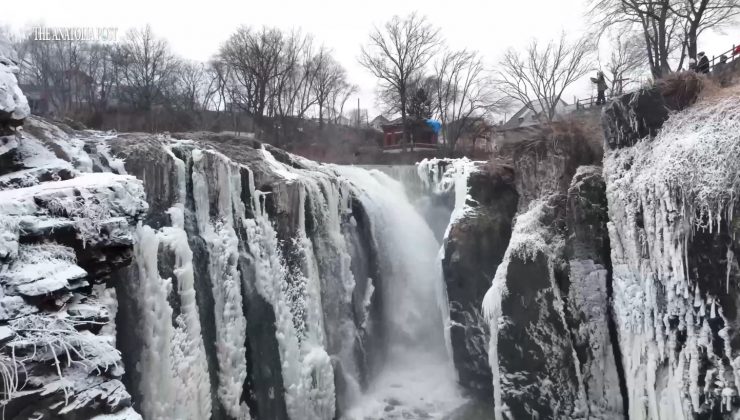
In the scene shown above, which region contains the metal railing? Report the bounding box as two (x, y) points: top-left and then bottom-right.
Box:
(572, 43), (739, 110)
(574, 95), (614, 110)
(709, 44), (739, 70)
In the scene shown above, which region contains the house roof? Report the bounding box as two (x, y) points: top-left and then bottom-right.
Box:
(381, 117), (404, 129)
(370, 115), (389, 125)
(501, 98), (572, 130)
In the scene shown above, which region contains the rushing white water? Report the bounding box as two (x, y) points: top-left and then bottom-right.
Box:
(336, 166), (463, 420)
(113, 142), (463, 420)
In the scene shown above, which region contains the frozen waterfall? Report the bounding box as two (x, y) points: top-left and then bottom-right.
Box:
(109, 142), (463, 420)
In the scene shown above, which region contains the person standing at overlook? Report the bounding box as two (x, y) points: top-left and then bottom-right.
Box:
(696, 52), (710, 74)
(592, 71), (608, 105)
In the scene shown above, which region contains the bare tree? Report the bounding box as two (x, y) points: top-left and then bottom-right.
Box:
(84, 43), (118, 110)
(605, 34), (646, 95)
(220, 26), (285, 117)
(588, 0), (685, 78)
(271, 30), (315, 119)
(277, 34), (318, 119)
(671, 0), (740, 61)
(118, 25), (180, 110)
(497, 34), (591, 123)
(205, 58), (232, 112)
(359, 13), (441, 147)
(176, 60), (205, 111)
(433, 49), (500, 151)
(199, 59), (226, 111)
(328, 81), (357, 124)
(312, 48), (349, 127)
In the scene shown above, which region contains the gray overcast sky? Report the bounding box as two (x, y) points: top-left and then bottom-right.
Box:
(4, 0), (739, 118)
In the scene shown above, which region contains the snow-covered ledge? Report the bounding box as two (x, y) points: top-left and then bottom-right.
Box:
(0, 171), (148, 417)
(0, 34), (147, 418)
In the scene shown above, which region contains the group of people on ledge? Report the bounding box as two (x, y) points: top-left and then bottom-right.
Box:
(690, 46), (739, 86)
(591, 45), (740, 105)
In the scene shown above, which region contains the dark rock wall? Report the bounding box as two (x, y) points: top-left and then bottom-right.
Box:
(441, 165), (518, 398)
(433, 125), (623, 418)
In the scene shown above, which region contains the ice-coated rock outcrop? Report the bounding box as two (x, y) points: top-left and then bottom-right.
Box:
(425, 124), (623, 418)
(0, 34), (30, 174)
(0, 35), (29, 130)
(0, 115), (147, 417)
(0, 37), (147, 418)
(604, 84), (740, 419)
(479, 183), (624, 420)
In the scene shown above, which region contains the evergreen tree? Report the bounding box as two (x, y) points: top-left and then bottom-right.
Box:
(407, 88), (432, 121)
(406, 88), (432, 149)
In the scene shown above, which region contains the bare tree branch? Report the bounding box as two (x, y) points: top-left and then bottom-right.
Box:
(359, 13), (441, 148)
(496, 33), (592, 123)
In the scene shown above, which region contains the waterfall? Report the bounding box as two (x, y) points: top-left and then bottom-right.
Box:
(112, 143), (463, 420)
(336, 166), (462, 420)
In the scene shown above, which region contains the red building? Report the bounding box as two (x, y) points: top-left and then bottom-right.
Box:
(381, 118), (438, 152)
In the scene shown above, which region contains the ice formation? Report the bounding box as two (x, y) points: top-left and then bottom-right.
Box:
(123, 147), (212, 419)
(604, 92), (740, 418)
(0, 34), (30, 124)
(0, 121), (148, 417)
(416, 157), (478, 237)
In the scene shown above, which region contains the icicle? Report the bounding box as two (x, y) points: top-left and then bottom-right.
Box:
(190, 150), (249, 419)
(683, 282), (691, 299)
(722, 387), (735, 412)
(693, 284), (701, 308)
(726, 246), (734, 294)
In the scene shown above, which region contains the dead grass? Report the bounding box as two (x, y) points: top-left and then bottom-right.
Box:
(656, 71), (710, 111)
(496, 118), (603, 167)
(654, 68), (740, 110)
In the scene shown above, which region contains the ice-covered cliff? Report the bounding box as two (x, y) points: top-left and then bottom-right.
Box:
(420, 124), (624, 419)
(450, 75), (740, 420)
(0, 36), (29, 130)
(0, 90), (146, 420)
(603, 83), (740, 419)
(1, 109), (462, 419)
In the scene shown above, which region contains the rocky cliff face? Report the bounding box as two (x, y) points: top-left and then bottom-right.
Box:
(0, 36), (30, 174)
(0, 54), (145, 417)
(447, 77), (740, 420)
(417, 159), (518, 399)
(95, 135), (381, 420)
(426, 123), (624, 418)
(603, 84), (740, 419)
(479, 172), (624, 420)
(2, 111), (457, 418)
(0, 35), (145, 419)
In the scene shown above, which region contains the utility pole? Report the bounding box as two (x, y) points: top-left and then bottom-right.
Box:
(357, 97), (360, 127)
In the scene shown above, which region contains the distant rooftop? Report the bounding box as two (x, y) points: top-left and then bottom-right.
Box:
(501, 98), (575, 130)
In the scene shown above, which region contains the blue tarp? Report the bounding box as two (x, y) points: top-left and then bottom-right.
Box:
(425, 119), (442, 134)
